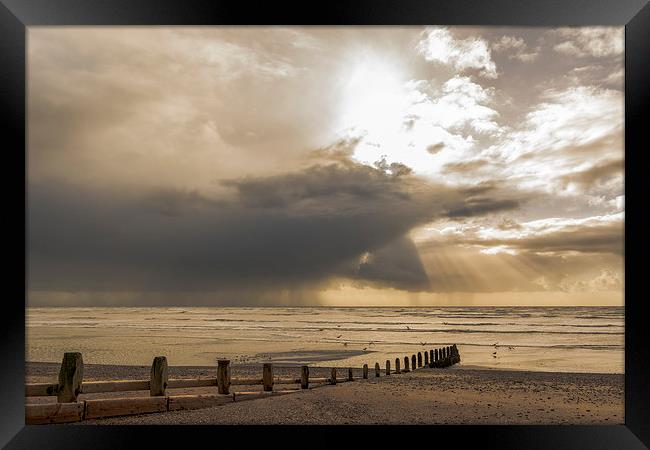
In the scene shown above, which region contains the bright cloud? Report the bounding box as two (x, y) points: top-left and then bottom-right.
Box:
(416, 27), (498, 78)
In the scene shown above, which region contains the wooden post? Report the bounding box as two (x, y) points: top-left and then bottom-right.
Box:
(362, 364), (368, 379)
(57, 352), (83, 403)
(435, 349), (438, 361)
(263, 363), (274, 391)
(424, 351), (429, 366)
(374, 362), (380, 377)
(300, 365), (309, 389)
(411, 354), (416, 370)
(385, 359), (391, 376)
(404, 356), (410, 372)
(348, 368), (353, 381)
(395, 358), (401, 374)
(417, 352), (422, 367)
(150, 356), (168, 396)
(330, 367), (337, 385)
(429, 349), (434, 366)
(217, 359), (231, 395)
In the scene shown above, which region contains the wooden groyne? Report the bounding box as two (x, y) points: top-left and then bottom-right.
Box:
(25, 344), (461, 424)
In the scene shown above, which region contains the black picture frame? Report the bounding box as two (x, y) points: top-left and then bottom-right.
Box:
(2, 0), (648, 448)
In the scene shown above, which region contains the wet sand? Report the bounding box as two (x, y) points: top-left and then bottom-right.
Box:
(26, 362), (623, 425)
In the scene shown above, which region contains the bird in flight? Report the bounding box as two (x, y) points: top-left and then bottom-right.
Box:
(420, 342), (427, 346)
(336, 335), (342, 338)
(362, 347), (368, 351)
(406, 326), (411, 330)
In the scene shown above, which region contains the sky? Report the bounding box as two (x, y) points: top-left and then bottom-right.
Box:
(27, 26), (624, 307)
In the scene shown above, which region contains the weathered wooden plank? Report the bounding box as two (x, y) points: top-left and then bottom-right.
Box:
(417, 352), (422, 367)
(57, 352), (84, 403)
(348, 368), (353, 381)
(403, 356), (410, 372)
(230, 378), (263, 386)
(84, 396), (168, 419)
(330, 368), (337, 385)
(411, 354), (416, 370)
(25, 383), (58, 397)
(168, 393), (233, 411)
(306, 377), (328, 383)
(362, 364), (368, 379)
(274, 377), (301, 384)
(395, 358), (401, 374)
(385, 360), (391, 376)
(374, 362), (380, 377)
(25, 402), (84, 424)
(82, 380), (150, 393)
(167, 378), (217, 389)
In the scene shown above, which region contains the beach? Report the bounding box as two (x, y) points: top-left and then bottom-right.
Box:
(26, 306), (625, 373)
(26, 362), (624, 425)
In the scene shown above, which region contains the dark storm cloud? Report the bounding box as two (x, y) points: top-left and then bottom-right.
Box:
(353, 236), (431, 291)
(27, 160), (522, 303)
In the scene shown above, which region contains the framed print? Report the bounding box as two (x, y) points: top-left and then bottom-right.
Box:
(1, 0), (648, 448)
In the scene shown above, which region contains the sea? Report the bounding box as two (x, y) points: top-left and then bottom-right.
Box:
(26, 306), (624, 374)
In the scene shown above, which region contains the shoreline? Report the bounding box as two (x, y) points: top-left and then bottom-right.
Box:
(25, 361), (624, 425)
(25, 360), (624, 381)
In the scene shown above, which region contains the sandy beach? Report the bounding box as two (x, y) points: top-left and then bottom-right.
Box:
(26, 362), (623, 425)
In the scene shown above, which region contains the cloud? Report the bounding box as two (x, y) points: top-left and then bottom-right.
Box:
(437, 213), (623, 256)
(416, 27), (497, 78)
(28, 160), (522, 304)
(552, 27), (624, 58)
(442, 159), (490, 173)
(492, 35), (539, 62)
(557, 159), (623, 193)
(480, 85), (623, 196)
(344, 75), (502, 179)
